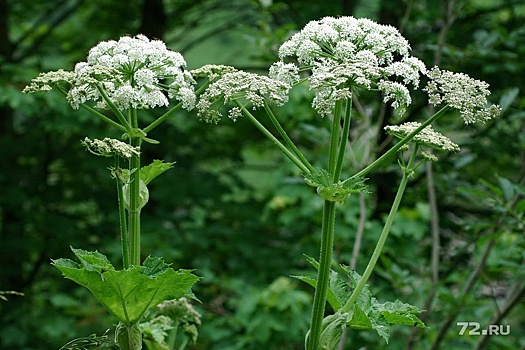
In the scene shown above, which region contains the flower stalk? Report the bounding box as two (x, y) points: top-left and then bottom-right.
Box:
(351, 105), (450, 179)
(128, 137), (142, 266)
(306, 200), (336, 350)
(343, 144), (419, 313)
(236, 101), (311, 175)
(307, 98), (353, 350)
(115, 157), (130, 269)
(263, 102), (316, 174)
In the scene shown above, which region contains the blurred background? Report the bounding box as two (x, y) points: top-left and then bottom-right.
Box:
(0, 0), (524, 349)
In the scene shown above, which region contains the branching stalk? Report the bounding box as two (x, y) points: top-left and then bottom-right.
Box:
(307, 98), (352, 350)
(143, 82), (211, 133)
(56, 86), (127, 131)
(115, 157), (130, 269)
(128, 110), (142, 266)
(96, 85), (132, 132)
(333, 99), (353, 181)
(236, 101), (311, 174)
(306, 200), (337, 350)
(343, 144), (419, 312)
(328, 100), (343, 178)
(351, 106), (450, 180)
(144, 102), (183, 133)
(263, 102), (316, 174)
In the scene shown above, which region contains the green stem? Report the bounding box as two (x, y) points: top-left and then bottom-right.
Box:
(306, 200), (337, 350)
(351, 105), (450, 180)
(115, 157), (130, 269)
(166, 320), (179, 348)
(306, 99), (350, 350)
(236, 101), (311, 174)
(143, 102), (182, 133)
(263, 102), (316, 174)
(144, 81), (210, 133)
(342, 144), (419, 313)
(333, 99), (353, 181)
(328, 100), (343, 178)
(96, 84), (132, 132)
(56, 86), (127, 132)
(128, 110), (141, 266)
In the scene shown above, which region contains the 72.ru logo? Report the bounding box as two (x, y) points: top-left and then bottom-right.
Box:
(457, 322), (510, 336)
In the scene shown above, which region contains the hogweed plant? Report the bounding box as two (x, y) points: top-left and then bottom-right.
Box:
(195, 16), (500, 349)
(24, 35), (201, 350)
(23, 16), (501, 350)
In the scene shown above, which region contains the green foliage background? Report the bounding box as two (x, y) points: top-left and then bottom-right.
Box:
(0, 0), (524, 349)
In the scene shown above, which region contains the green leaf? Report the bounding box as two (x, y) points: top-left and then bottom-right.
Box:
(304, 169), (332, 188)
(142, 256), (172, 278)
(496, 175), (516, 203)
(319, 311), (350, 350)
(293, 274), (343, 312)
(304, 169), (369, 203)
(344, 267), (373, 312)
(373, 299), (426, 328)
(52, 248), (200, 325)
(59, 330), (121, 350)
(293, 255), (346, 311)
(295, 256), (426, 344)
(143, 339), (171, 350)
(71, 247), (115, 272)
(348, 303), (373, 330)
(141, 160), (175, 185)
(115, 322), (142, 350)
(140, 315), (173, 345)
(515, 199), (525, 215)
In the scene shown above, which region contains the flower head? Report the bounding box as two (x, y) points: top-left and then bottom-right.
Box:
(269, 62), (300, 86)
(385, 122), (460, 152)
(279, 16), (410, 65)
(273, 16), (426, 116)
(424, 67), (501, 124)
(196, 70), (292, 123)
(24, 35), (196, 111)
(81, 137), (140, 158)
(156, 298), (201, 345)
(22, 69), (74, 93)
(191, 64), (238, 81)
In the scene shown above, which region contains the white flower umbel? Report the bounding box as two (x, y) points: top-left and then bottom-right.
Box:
(191, 64), (238, 82)
(24, 35), (196, 111)
(269, 62), (300, 86)
(424, 67), (501, 124)
(81, 137), (140, 158)
(22, 69), (74, 93)
(196, 71), (292, 123)
(385, 122), (460, 152)
(273, 16), (427, 116)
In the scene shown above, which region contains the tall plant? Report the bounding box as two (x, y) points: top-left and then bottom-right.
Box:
(23, 35), (201, 350)
(194, 16), (500, 349)
(23, 17), (501, 350)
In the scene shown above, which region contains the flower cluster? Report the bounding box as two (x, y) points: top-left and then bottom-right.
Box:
(156, 298), (201, 345)
(424, 67), (501, 124)
(385, 122), (460, 152)
(81, 137), (140, 158)
(22, 69), (74, 93)
(24, 35), (196, 111)
(271, 16), (427, 115)
(191, 64), (238, 82)
(196, 70), (292, 123)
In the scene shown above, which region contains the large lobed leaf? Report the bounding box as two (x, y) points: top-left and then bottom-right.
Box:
(295, 256), (426, 344)
(140, 160), (175, 185)
(52, 247), (199, 325)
